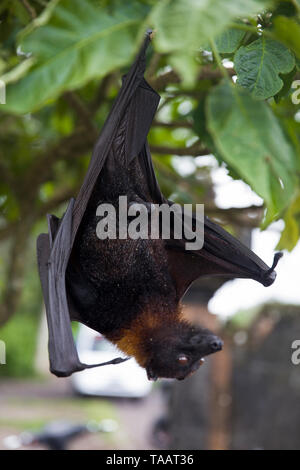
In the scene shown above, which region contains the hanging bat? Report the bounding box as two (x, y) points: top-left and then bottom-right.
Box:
(37, 30), (282, 381)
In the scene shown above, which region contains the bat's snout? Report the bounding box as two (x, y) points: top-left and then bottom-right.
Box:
(189, 331), (223, 354)
(209, 336), (223, 352)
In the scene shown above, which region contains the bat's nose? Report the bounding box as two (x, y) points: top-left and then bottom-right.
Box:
(209, 336), (223, 352)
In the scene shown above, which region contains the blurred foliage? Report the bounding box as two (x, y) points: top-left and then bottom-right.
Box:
(150, 0), (270, 53)
(0, 231), (42, 377)
(0, 396), (118, 447)
(0, 310), (38, 377)
(207, 80), (298, 225)
(1, 0), (300, 360)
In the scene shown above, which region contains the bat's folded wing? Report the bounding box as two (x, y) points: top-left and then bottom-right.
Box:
(37, 199), (128, 377)
(37, 199), (84, 376)
(165, 210), (282, 300)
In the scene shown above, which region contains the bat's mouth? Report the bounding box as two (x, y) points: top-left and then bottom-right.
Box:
(146, 367), (159, 381)
(176, 342), (223, 380)
(176, 357), (205, 381)
(145, 335), (223, 381)
(146, 358), (205, 381)
(146, 348), (222, 382)
(175, 337), (223, 380)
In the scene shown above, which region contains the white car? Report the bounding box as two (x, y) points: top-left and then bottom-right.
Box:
(71, 325), (152, 398)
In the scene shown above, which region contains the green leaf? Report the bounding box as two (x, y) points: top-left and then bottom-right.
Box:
(2, 0), (149, 113)
(206, 80), (298, 223)
(273, 16), (300, 59)
(150, 0), (270, 53)
(193, 99), (217, 152)
(169, 52), (200, 87)
(274, 66), (296, 103)
(277, 193), (300, 251)
(215, 28), (245, 54)
(234, 37), (295, 100)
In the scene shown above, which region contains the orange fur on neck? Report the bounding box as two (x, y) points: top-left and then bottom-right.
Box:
(108, 303), (184, 367)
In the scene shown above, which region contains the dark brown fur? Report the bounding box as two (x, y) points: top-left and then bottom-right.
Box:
(66, 151), (222, 380)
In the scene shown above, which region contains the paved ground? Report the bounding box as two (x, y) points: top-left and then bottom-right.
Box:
(0, 377), (165, 450)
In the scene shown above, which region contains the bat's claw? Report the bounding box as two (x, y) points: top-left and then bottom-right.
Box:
(262, 251), (283, 286)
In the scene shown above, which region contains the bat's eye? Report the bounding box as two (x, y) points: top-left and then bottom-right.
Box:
(177, 354), (189, 365)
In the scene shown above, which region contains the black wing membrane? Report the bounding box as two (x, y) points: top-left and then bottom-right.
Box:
(37, 30), (280, 378)
(164, 213), (281, 300)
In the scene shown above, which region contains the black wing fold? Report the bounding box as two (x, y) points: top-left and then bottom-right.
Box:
(165, 211), (281, 300)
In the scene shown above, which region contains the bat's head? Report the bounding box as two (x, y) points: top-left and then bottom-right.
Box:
(145, 322), (223, 381)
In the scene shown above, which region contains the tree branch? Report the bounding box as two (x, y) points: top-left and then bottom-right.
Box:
(37, 185), (81, 217)
(63, 92), (97, 132)
(91, 73), (118, 113)
(150, 143), (210, 156)
(0, 219), (33, 327)
(149, 70), (181, 91)
(26, 127), (97, 189)
(0, 160), (15, 188)
(0, 223), (18, 243)
(206, 205), (264, 228)
(19, 0), (37, 19)
(149, 65), (235, 90)
(152, 120), (193, 129)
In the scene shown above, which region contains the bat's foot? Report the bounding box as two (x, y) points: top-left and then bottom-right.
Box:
(146, 29), (156, 40)
(262, 251), (283, 286)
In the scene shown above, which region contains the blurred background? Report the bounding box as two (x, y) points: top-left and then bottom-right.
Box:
(1, 0), (300, 450)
